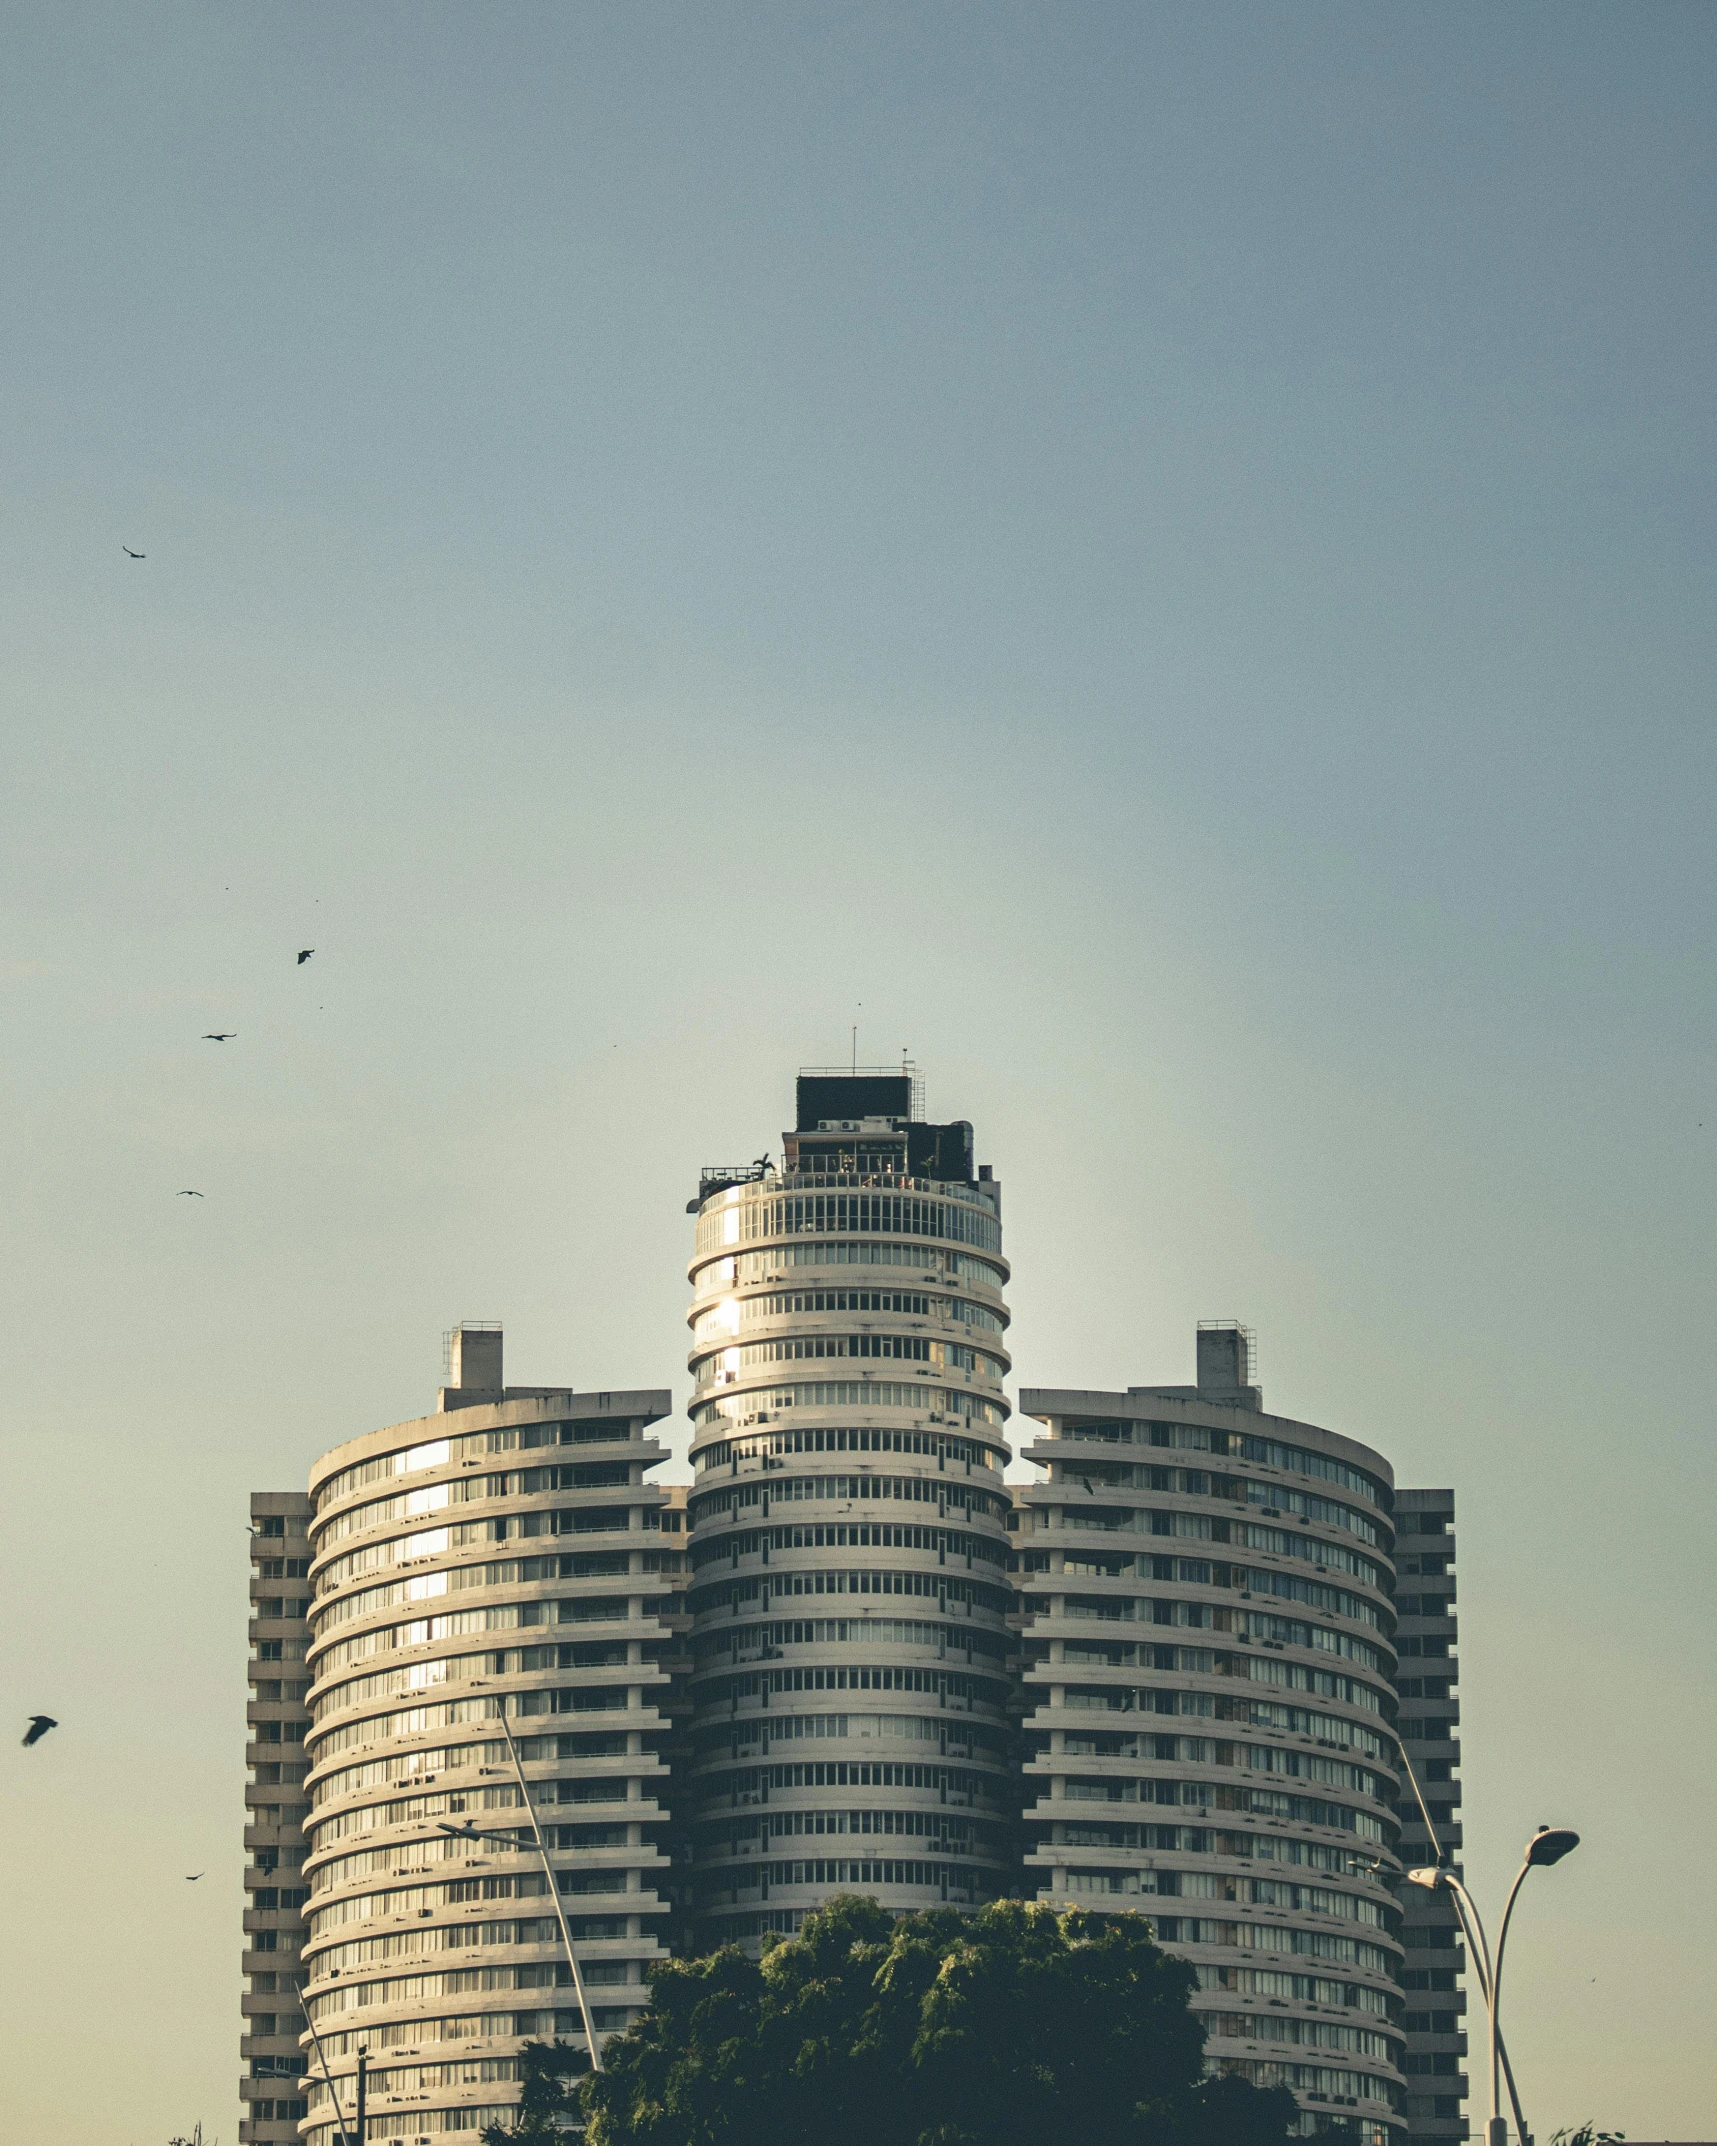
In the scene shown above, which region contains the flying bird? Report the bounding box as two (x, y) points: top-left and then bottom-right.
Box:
(186, 1872), (205, 1882)
(178, 1189), (204, 1198)
(202, 1033), (236, 1042)
(22, 1715), (57, 1747)
(122, 546), (145, 559)
(296, 949), (314, 964)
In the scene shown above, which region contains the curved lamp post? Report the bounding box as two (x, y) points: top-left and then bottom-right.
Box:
(1409, 1826), (1580, 2146)
(1384, 1725), (1529, 2141)
(1489, 1828), (1580, 2146)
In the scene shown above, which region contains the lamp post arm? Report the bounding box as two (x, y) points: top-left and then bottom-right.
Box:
(1488, 1857), (1534, 2145)
(1442, 1875), (1494, 2005)
(491, 1697), (604, 2073)
(1391, 1725), (1449, 1864)
(294, 1974), (354, 2146)
(1439, 1874), (1530, 2144)
(1498, 2029), (1529, 2146)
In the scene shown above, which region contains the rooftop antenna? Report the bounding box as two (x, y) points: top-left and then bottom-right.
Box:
(851, 1022), (857, 1075)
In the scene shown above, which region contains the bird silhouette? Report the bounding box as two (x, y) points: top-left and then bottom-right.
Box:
(202, 1033), (236, 1042)
(178, 1189), (204, 1198)
(122, 546), (144, 559)
(296, 949), (314, 964)
(185, 1872), (205, 1881)
(22, 1715), (57, 1747)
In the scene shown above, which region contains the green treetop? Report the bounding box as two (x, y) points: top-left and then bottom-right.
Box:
(577, 1895), (1297, 2146)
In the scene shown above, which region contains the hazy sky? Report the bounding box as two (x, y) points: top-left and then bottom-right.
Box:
(2, 5), (1713, 2137)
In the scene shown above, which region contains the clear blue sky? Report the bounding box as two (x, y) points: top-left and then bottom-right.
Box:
(1, 5), (1712, 2136)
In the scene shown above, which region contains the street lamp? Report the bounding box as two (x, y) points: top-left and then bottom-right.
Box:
(1489, 1829), (1580, 2146)
(1383, 1723), (1529, 2140)
(1408, 1825), (1580, 2146)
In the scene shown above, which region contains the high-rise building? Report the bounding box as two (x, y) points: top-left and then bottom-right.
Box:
(278, 1326), (685, 2146)
(1392, 1491), (1468, 2139)
(242, 1493), (316, 2146)
(682, 1069), (1016, 1947)
(1014, 1325), (1463, 2146)
(244, 1072), (1474, 2146)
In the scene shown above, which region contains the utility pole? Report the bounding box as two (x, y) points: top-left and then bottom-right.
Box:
(355, 2048), (368, 2146)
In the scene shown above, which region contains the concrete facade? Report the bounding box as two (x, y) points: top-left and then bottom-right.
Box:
(288, 1329), (684, 2146)
(242, 1492), (317, 2146)
(240, 1072), (1477, 2146)
(682, 1071), (1016, 1945)
(1393, 1491), (1468, 2141)
(1014, 1332), (1410, 2145)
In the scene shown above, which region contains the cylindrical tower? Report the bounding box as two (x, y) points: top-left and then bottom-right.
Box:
(1015, 1326), (1407, 2146)
(296, 1327), (682, 2146)
(684, 1068), (1015, 1948)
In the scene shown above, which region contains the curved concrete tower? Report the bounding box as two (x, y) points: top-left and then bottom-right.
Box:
(295, 1329), (683, 2146)
(683, 1068), (1015, 1947)
(1015, 1326), (1409, 2143)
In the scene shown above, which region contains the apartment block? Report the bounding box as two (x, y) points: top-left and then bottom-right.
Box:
(241, 1492), (316, 2146)
(1393, 1490), (1468, 2142)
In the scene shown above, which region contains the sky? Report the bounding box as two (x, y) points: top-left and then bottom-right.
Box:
(1, 3), (1712, 2136)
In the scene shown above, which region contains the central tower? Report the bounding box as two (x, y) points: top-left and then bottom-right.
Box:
(683, 1068), (1015, 1947)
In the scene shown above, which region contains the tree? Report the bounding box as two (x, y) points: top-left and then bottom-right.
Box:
(480, 2039), (589, 2143)
(581, 1896), (1298, 2146)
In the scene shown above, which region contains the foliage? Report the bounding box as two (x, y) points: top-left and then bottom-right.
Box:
(480, 2039), (589, 2143)
(1550, 2128), (1626, 2146)
(580, 1894), (1298, 2146)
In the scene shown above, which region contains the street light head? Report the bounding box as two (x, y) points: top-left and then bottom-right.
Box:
(1525, 1826), (1580, 1867)
(1405, 1866), (1444, 1890)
